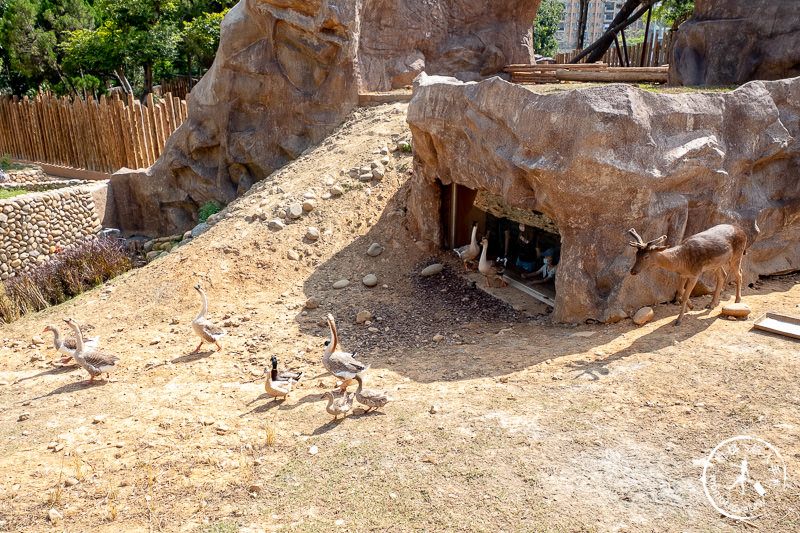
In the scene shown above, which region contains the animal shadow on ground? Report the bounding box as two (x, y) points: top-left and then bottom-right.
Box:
(566, 314), (717, 380)
(27, 379), (109, 402)
(241, 390), (320, 416)
(171, 350), (216, 364)
(13, 363), (77, 384)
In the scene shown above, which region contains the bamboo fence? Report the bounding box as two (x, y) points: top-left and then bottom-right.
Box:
(0, 92), (188, 174)
(554, 35), (672, 68)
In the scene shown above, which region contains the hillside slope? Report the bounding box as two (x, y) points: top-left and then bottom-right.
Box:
(0, 102), (798, 532)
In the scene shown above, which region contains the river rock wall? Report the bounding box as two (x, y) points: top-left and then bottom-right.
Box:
(406, 73), (800, 323)
(0, 186), (102, 280)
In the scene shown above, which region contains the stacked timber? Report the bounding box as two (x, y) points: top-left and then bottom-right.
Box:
(504, 64), (668, 84)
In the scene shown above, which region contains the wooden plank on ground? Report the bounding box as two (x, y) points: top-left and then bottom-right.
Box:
(554, 69), (668, 83)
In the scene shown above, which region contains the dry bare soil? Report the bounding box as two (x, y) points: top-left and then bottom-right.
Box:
(1, 101), (798, 533)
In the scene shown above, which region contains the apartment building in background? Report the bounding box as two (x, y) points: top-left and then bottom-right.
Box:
(555, 1), (666, 53)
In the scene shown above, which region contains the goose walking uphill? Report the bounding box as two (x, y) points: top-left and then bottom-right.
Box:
(323, 313), (369, 392)
(264, 355), (303, 401)
(323, 391), (355, 421)
(454, 222), (480, 271)
(43, 324), (99, 364)
(192, 285), (227, 353)
(63, 318), (119, 385)
(478, 235), (507, 288)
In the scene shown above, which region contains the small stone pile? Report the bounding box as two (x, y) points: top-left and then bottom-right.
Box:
(0, 186), (101, 279)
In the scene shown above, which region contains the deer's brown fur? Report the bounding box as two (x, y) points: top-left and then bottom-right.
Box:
(628, 224), (747, 325)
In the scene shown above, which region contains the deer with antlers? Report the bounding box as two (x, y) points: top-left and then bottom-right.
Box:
(628, 224), (747, 326)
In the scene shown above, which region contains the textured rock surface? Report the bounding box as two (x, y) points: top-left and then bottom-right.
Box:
(113, 0), (538, 235)
(669, 0), (800, 86)
(407, 73), (800, 323)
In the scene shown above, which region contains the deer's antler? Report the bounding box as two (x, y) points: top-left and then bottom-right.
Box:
(628, 228), (646, 249)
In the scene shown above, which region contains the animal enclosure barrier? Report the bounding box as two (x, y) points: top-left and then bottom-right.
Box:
(0, 92), (188, 175)
(554, 35), (671, 68)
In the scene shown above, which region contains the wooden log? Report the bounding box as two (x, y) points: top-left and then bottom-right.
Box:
(554, 69), (668, 83)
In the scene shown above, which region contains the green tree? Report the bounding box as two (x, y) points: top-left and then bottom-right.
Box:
(0, 0), (95, 96)
(62, 0), (180, 97)
(654, 0), (694, 28)
(532, 0), (566, 57)
(180, 8), (227, 84)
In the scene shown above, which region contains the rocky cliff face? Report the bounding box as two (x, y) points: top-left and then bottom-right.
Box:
(669, 0), (800, 86)
(406, 74), (800, 323)
(113, 0), (538, 235)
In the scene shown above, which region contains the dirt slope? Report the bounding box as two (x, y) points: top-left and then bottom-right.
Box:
(0, 101), (798, 533)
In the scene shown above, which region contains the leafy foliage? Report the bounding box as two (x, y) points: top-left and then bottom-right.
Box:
(197, 200), (222, 223)
(0, 236), (132, 323)
(181, 8), (228, 69)
(654, 0), (694, 28)
(532, 0), (566, 57)
(0, 0), (235, 98)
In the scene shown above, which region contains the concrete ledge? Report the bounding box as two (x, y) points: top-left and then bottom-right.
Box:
(10, 159), (111, 181)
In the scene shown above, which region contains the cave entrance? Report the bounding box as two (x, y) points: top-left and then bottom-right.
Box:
(442, 183), (561, 313)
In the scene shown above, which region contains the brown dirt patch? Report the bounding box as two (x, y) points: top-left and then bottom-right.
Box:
(0, 102), (798, 532)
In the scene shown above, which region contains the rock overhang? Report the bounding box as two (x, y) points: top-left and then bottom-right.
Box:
(406, 73), (800, 323)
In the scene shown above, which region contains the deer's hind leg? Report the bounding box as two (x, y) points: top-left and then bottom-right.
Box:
(676, 276), (699, 326)
(708, 267), (726, 309)
(730, 255), (743, 303)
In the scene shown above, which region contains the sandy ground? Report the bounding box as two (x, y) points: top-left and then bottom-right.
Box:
(0, 101), (798, 533)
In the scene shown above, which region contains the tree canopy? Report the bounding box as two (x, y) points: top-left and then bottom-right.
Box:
(532, 0), (565, 58)
(0, 0), (235, 98)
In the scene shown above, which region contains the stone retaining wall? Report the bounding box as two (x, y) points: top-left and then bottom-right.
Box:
(0, 185), (102, 280)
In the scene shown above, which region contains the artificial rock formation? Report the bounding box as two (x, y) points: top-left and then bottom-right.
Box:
(669, 0), (800, 86)
(407, 73), (800, 323)
(112, 0), (539, 235)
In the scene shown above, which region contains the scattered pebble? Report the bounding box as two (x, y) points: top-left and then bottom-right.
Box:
(362, 274), (378, 287)
(421, 263), (443, 276)
(367, 243), (383, 257)
(17, 412), (30, 422)
(356, 310), (372, 324)
(432, 334), (444, 342)
(305, 297), (319, 309)
(332, 279), (350, 289)
(305, 227), (320, 241)
(48, 508), (62, 523)
(632, 306), (654, 326)
(309, 445), (318, 455)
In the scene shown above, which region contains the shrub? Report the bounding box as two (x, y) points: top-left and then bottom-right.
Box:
(197, 201), (223, 223)
(0, 236), (132, 323)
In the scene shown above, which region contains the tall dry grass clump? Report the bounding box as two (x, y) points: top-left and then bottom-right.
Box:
(0, 236), (132, 323)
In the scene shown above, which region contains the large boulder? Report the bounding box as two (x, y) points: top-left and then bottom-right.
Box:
(406, 73), (800, 323)
(113, 0), (539, 235)
(669, 0), (800, 86)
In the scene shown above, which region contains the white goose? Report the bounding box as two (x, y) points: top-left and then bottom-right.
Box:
(453, 222), (480, 271)
(191, 285), (226, 353)
(43, 324), (99, 364)
(63, 318), (119, 385)
(323, 313), (369, 392)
